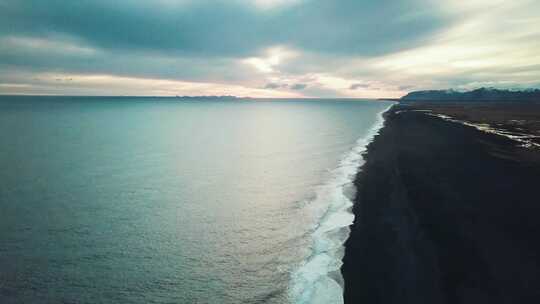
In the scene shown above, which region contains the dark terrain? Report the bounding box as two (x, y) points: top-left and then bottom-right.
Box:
(342, 103), (540, 304)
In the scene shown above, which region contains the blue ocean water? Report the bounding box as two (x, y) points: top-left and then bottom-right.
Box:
(0, 96), (392, 304)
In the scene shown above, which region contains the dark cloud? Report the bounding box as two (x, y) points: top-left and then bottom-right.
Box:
(0, 1), (266, 57)
(0, 39), (257, 83)
(278, 0), (448, 56)
(264, 82), (288, 89)
(349, 83), (370, 90)
(0, 0), (448, 58)
(0, 0), (451, 96)
(291, 83), (307, 90)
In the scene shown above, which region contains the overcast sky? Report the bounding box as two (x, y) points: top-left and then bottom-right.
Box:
(1, 0), (539, 97)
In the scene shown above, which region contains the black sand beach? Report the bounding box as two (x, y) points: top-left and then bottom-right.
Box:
(342, 104), (540, 303)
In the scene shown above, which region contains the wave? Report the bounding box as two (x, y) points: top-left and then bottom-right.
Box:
(289, 104), (393, 304)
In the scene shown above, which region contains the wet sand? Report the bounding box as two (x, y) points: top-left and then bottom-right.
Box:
(403, 102), (540, 147)
(342, 103), (540, 303)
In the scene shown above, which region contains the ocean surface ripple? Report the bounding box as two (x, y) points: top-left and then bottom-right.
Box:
(0, 96), (393, 304)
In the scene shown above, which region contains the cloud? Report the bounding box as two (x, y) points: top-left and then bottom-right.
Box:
(0, 35), (259, 84)
(291, 83), (307, 90)
(349, 83), (370, 90)
(0, 70), (301, 97)
(264, 82), (288, 89)
(0, 0), (448, 97)
(0, 0), (447, 57)
(398, 85), (415, 91)
(1, 0), (539, 97)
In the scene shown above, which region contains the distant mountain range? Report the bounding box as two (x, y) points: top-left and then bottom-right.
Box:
(401, 88), (540, 102)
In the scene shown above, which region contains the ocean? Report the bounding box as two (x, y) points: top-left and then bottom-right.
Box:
(0, 96), (392, 304)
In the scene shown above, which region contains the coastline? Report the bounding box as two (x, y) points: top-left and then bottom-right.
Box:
(342, 103), (540, 303)
(290, 102), (394, 304)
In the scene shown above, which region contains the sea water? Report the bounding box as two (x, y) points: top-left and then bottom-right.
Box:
(0, 96), (392, 304)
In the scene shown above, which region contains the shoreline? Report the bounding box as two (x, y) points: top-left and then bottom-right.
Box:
(342, 103), (540, 303)
(290, 102), (394, 304)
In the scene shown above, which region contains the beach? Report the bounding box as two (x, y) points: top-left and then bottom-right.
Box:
(342, 103), (540, 303)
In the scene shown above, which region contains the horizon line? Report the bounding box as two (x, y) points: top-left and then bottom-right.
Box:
(0, 94), (399, 100)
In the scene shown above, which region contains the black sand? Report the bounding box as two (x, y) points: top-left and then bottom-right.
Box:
(342, 104), (540, 304)
(402, 102), (540, 146)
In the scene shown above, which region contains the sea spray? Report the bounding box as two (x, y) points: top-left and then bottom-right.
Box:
(289, 104), (393, 304)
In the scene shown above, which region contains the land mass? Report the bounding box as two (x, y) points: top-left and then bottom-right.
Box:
(402, 87), (540, 102)
(342, 102), (540, 303)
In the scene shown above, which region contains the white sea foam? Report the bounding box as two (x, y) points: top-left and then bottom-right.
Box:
(428, 113), (540, 149)
(289, 104), (393, 304)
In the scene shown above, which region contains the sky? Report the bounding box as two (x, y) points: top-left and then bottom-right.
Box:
(1, 0), (539, 98)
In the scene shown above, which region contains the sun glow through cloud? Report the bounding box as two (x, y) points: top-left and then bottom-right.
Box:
(243, 47), (298, 74)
